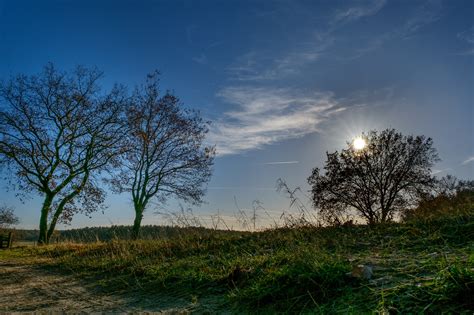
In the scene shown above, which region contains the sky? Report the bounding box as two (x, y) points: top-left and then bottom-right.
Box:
(0, 0), (473, 230)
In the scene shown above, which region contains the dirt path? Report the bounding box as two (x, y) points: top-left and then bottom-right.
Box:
(0, 260), (202, 313)
(0, 260), (131, 312)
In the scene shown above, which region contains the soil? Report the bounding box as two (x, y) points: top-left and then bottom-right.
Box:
(0, 260), (216, 314)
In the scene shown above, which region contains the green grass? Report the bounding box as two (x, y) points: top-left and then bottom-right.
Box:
(2, 215), (473, 313)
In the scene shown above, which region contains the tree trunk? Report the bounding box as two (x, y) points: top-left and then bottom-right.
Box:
(46, 178), (88, 243)
(38, 194), (54, 245)
(46, 211), (61, 243)
(132, 206), (144, 240)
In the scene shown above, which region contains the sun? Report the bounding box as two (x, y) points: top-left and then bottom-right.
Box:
(353, 137), (366, 150)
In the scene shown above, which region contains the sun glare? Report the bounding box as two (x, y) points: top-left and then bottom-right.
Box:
(353, 137), (366, 150)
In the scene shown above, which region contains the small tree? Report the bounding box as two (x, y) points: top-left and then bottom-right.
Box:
(110, 72), (215, 239)
(0, 64), (127, 244)
(0, 205), (19, 229)
(308, 129), (439, 224)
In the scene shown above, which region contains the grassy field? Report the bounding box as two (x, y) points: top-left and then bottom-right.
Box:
(1, 213), (473, 314)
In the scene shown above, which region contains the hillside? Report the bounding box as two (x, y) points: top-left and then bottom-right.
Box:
(1, 213), (473, 313)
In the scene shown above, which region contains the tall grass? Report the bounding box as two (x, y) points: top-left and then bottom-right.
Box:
(4, 212), (472, 313)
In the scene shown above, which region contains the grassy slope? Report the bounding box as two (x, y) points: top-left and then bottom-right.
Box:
(1, 216), (473, 313)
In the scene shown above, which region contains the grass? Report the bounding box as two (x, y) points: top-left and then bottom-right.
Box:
(1, 214), (473, 313)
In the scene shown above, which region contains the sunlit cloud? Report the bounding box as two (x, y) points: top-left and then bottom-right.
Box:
(207, 87), (345, 155)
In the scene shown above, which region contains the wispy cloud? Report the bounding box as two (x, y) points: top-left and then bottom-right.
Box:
(457, 26), (474, 55)
(207, 87), (345, 155)
(349, 0), (442, 58)
(185, 25), (197, 44)
(262, 161), (299, 165)
(227, 0), (387, 81)
(227, 36), (334, 81)
(192, 54), (208, 64)
(226, 52), (274, 81)
(400, 1), (442, 38)
(462, 156), (474, 165)
(331, 0), (387, 27)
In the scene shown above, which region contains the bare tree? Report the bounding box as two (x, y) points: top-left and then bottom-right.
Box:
(0, 64), (127, 244)
(110, 72), (215, 239)
(308, 129), (439, 225)
(0, 205), (19, 229)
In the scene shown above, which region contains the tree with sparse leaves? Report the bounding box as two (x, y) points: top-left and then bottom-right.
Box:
(308, 129), (439, 225)
(110, 72), (215, 239)
(0, 64), (128, 244)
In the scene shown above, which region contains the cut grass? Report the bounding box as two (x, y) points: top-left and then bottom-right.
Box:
(1, 215), (473, 313)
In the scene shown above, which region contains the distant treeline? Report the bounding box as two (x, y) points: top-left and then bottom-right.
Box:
(6, 225), (245, 243)
(3, 229), (39, 242)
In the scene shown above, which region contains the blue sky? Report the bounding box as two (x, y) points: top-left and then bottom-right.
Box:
(0, 0), (473, 229)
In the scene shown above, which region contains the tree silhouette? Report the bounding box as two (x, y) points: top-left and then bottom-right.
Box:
(308, 129), (439, 224)
(110, 72), (215, 239)
(0, 64), (127, 244)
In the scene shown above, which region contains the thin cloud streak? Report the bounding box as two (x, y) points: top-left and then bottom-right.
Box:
(207, 87), (345, 156)
(462, 156), (474, 165)
(263, 161), (299, 165)
(431, 168), (451, 175)
(207, 186), (275, 191)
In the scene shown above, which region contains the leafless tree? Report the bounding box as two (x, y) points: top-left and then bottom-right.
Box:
(110, 72), (215, 239)
(308, 129), (439, 225)
(0, 64), (127, 244)
(0, 205), (19, 229)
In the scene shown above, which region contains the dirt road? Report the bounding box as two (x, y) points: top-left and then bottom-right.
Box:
(0, 260), (202, 313)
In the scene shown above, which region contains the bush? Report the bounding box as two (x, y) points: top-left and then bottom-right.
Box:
(402, 190), (474, 222)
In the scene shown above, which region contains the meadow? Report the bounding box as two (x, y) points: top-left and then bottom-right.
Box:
(1, 200), (473, 313)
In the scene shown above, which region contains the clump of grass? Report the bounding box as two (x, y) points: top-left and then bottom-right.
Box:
(441, 263), (474, 309)
(230, 250), (351, 312)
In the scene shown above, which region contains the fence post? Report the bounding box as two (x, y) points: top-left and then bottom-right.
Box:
(7, 232), (12, 249)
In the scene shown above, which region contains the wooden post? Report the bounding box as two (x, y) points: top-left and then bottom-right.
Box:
(7, 232), (12, 249)
(0, 232), (13, 249)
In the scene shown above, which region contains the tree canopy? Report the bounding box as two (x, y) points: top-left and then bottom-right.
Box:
(308, 129), (439, 225)
(109, 72), (215, 239)
(0, 64), (128, 243)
